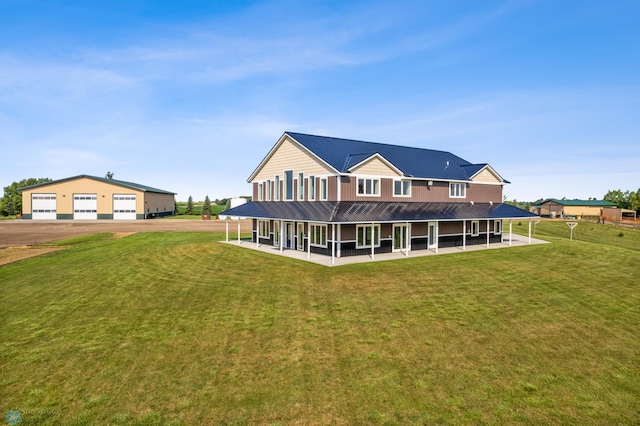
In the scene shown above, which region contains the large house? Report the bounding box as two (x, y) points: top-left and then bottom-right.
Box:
(220, 132), (538, 262)
(19, 175), (175, 220)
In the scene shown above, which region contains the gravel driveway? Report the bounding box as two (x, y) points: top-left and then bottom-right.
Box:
(0, 219), (252, 248)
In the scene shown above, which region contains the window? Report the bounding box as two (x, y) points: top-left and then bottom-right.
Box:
(394, 179), (411, 196)
(357, 178), (380, 196)
(266, 180), (272, 201)
(273, 221), (280, 245)
(258, 220), (270, 238)
(494, 220), (502, 235)
(449, 183), (466, 198)
(309, 223), (327, 247)
(284, 170), (293, 200)
(320, 178), (328, 200)
(471, 220), (479, 237)
(257, 183), (263, 201)
(357, 224), (380, 248)
(274, 175), (280, 201)
(298, 172), (304, 200)
(309, 176), (315, 200)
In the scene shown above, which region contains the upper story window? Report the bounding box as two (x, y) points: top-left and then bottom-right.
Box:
(274, 175), (280, 201)
(357, 178), (380, 196)
(298, 172), (304, 200)
(320, 178), (328, 200)
(284, 170), (293, 200)
(266, 180), (272, 201)
(257, 183), (264, 201)
(449, 183), (466, 198)
(393, 179), (411, 197)
(309, 176), (315, 200)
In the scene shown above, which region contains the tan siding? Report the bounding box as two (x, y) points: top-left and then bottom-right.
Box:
(350, 157), (401, 177)
(471, 168), (501, 183)
(253, 136), (334, 182)
(21, 177), (173, 217)
(564, 206), (603, 217)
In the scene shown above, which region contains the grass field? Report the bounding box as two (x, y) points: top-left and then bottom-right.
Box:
(1, 221), (639, 424)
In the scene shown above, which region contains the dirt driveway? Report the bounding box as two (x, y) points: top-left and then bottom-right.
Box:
(0, 219), (252, 248)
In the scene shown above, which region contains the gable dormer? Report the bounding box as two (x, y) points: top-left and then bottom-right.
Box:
(346, 153), (403, 177)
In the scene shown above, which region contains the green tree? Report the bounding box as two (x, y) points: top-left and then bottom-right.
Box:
(1, 177), (51, 216)
(185, 195), (194, 215)
(202, 195), (212, 215)
(604, 189), (628, 209)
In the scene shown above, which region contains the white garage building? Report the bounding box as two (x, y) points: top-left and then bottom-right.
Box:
(20, 175), (175, 220)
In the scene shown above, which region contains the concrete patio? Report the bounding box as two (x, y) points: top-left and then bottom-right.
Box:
(220, 233), (549, 267)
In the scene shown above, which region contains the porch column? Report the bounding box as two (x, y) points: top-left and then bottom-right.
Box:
(486, 219), (490, 248)
(462, 220), (466, 251)
(307, 223), (311, 259)
(280, 220), (284, 253)
(225, 218), (229, 242)
(256, 221), (259, 248)
(500, 220), (504, 243)
(528, 219), (532, 244)
(331, 223), (336, 265)
(371, 222), (375, 260)
(237, 218), (240, 244)
(337, 224), (341, 258)
(509, 219), (513, 246)
(435, 222), (439, 254)
(405, 221), (410, 256)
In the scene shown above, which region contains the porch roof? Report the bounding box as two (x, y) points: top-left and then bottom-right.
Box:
(220, 201), (538, 223)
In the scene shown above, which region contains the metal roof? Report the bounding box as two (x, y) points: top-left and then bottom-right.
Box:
(220, 201), (537, 223)
(17, 174), (176, 194)
(286, 132), (498, 181)
(541, 198), (617, 207)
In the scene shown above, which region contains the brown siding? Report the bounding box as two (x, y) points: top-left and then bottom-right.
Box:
(340, 224), (356, 240)
(328, 176), (339, 201)
(466, 184), (502, 203)
(411, 223), (428, 236)
(439, 222), (463, 235)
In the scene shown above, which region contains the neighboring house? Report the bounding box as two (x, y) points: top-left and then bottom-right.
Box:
(19, 175), (175, 220)
(534, 199), (618, 219)
(220, 132), (538, 261)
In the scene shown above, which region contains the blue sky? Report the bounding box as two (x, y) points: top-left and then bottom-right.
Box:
(1, 0), (638, 202)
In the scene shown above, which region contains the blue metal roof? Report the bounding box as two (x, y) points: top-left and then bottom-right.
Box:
(221, 201), (537, 223)
(286, 132), (484, 181)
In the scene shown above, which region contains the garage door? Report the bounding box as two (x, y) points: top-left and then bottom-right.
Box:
(113, 195), (136, 220)
(74, 194), (97, 220)
(32, 194), (57, 220)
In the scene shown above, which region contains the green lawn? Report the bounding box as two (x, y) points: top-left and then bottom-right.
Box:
(1, 223), (639, 425)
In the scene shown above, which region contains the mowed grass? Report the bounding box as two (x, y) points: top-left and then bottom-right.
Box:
(1, 225), (639, 424)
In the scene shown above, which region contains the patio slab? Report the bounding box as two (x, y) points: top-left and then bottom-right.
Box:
(220, 233), (549, 267)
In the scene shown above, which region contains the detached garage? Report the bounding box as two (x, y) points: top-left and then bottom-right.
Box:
(20, 175), (175, 220)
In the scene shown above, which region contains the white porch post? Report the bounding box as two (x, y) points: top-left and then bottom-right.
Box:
(486, 219), (490, 248)
(225, 218), (229, 242)
(331, 223), (336, 265)
(371, 222), (375, 260)
(509, 219), (513, 246)
(405, 221), (410, 256)
(280, 221), (284, 253)
(237, 218), (240, 244)
(307, 223), (311, 259)
(528, 219), (532, 244)
(462, 220), (466, 251)
(435, 222), (439, 254)
(337, 224), (341, 258)
(500, 220), (504, 243)
(256, 220), (259, 248)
